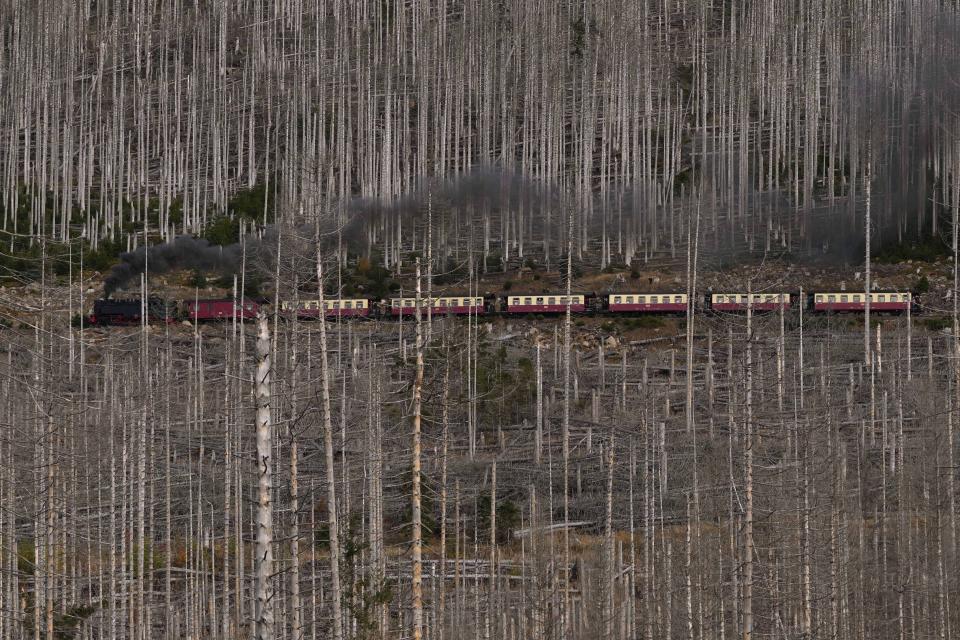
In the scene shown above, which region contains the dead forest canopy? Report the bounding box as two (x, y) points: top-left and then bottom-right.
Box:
(3, 1), (960, 639)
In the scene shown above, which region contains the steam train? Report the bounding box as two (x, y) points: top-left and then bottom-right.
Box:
(87, 290), (916, 326)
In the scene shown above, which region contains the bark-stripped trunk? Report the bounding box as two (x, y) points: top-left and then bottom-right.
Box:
(317, 240), (344, 640)
(412, 257), (425, 640)
(254, 313), (275, 640)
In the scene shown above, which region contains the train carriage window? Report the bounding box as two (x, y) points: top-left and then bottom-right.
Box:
(840, 295), (848, 302)
(559, 297), (568, 304)
(549, 297), (556, 305)
(405, 300), (413, 307)
(675, 296), (683, 303)
(829, 295), (836, 302)
(524, 298), (532, 305)
(344, 301), (352, 309)
(614, 296), (622, 304)
(877, 294), (885, 302)
(637, 296), (645, 304)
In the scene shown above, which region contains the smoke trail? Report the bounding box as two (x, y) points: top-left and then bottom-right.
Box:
(103, 235), (248, 297)
(102, 169), (556, 296)
(340, 167), (559, 244)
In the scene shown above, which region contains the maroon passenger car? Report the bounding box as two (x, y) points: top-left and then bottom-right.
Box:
(281, 299), (370, 318)
(607, 293), (687, 312)
(710, 293), (790, 312)
(506, 294), (586, 314)
(187, 299), (259, 321)
(813, 292), (910, 312)
(390, 296), (485, 316)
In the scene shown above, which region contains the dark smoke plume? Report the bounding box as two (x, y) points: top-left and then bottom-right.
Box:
(101, 168), (550, 297)
(103, 236), (248, 297)
(340, 167), (559, 245)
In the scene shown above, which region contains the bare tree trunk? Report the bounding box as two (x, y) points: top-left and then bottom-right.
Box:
(563, 204), (573, 639)
(412, 257), (425, 640)
(439, 349), (450, 640)
(743, 289), (754, 640)
(254, 313), (275, 640)
(317, 241), (344, 640)
(865, 148), (872, 366)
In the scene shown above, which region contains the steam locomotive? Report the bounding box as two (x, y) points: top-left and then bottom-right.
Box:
(87, 290), (915, 326)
